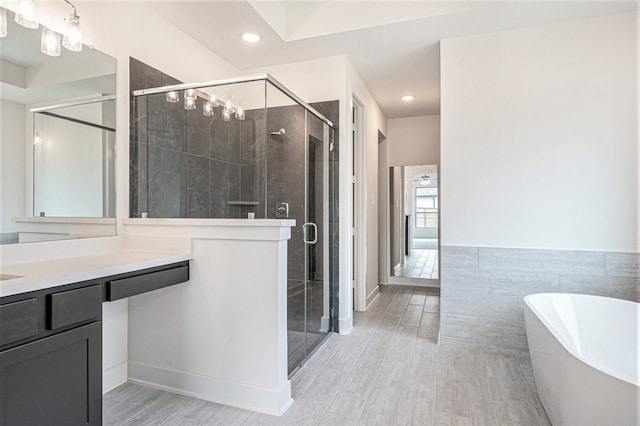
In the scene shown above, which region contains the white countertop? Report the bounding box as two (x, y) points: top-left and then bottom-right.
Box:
(0, 250), (192, 298)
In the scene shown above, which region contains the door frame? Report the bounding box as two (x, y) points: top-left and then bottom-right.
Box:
(351, 94), (367, 312)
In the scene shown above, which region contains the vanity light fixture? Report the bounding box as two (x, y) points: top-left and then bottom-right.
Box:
(203, 94), (216, 116)
(235, 105), (245, 121)
(223, 99), (233, 120)
(203, 101), (215, 116)
(241, 32), (261, 43)
(184, 97), (196, 110)
(62, 0), (82, 52)
(184, 89), (197, 110)
(401, 95), (415, 102)
(184, 89), (196, 100)
(15, 0), (38, 29)
(166, 91), (179, 103)
(0, 8), (7, 37)
(41, 26), (61, 56)
(420, 174), (431, 185)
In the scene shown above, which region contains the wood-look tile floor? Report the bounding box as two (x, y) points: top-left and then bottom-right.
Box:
(103, 286), (550, 426)
(399, 249), (439, 279)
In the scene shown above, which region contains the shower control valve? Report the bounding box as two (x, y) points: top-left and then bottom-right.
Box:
(276, 202), (289, 219)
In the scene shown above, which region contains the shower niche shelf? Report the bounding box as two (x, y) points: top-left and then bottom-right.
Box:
(227, 201), (259, 206)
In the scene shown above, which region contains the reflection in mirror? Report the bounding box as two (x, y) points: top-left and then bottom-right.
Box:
(33, 99), (116, 217)
(0, 7), (116, 245)
(389, 165), (439, 282)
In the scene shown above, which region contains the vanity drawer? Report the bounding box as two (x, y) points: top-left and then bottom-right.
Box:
(49, 284), (102, 330)
(0, 298), (38, 347)
(105, 263), (189, 301)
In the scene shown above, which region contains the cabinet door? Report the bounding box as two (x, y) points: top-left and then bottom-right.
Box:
(0, 322), (102, 426)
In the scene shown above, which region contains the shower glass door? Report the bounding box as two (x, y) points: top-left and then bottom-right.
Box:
(265, 82), (336, 375)
(304, 113), (332, 366)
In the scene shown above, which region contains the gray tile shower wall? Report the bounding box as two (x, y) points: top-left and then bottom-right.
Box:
(129, 58), (259, 219)
(440, 245), (640, 351)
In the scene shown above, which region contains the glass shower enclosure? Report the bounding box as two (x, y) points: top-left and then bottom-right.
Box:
(131, 75), (338, 375)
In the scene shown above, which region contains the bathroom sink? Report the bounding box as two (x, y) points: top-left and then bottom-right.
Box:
(0, 274), (23, 281)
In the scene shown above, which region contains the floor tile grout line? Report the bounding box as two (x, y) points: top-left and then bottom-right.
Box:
(431, 339), (441, 426)
(355, 292), (406, 425)
(286, 291), (396, 425)
(313, 292), (399, 425)
(355, 291), (416, 425)
(391, 303), (423, 425)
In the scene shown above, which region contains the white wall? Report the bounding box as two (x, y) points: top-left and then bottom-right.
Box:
(0, 99), (26, 233)
(441, 10), (638, 252)
(388, 115), (440, 167)
(347, 59), (388, 308)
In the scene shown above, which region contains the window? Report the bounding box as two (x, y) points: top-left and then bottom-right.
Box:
(415, 187), (437, 228)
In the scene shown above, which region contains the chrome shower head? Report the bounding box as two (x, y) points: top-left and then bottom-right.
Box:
(269, 128), (286, 143)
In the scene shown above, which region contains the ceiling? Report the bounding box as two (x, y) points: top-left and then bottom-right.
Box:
(146, 1), (636, 119)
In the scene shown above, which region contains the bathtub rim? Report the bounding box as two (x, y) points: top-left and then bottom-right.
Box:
(524, 292), (639, 387)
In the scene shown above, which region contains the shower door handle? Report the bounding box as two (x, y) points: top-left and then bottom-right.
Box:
(302, 222), (318, 244)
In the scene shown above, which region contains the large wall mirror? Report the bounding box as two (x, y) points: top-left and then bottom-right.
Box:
(1, 8), (116, 245)
(389, 164), (439, 284)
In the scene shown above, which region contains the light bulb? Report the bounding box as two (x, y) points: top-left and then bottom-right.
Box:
(222, 108), (231, 122)
(166, 91), (179, 103)
(62, 13), (82, 52)
(235, 106), (245, 121)
(15, 0), (38, 29)
(203, 101), (214, 117)
(184, 89), (196, 100)
(185, 97), (196, 110)
(41, 27), (61, 57)
(34, 131), (41, 145)
(0, 8), (7, 38)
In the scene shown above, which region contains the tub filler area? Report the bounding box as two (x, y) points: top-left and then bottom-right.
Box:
(524, 293), (639, 426)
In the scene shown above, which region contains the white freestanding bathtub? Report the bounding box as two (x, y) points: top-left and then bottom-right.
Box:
(524, 293), (639, 426)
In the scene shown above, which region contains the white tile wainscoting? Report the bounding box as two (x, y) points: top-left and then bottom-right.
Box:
(440, 246), (639, 351)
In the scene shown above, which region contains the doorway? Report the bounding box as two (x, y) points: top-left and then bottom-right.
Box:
(388, 164), (439, 285)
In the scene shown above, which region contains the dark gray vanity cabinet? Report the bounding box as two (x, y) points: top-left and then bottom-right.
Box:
(0, 260), (189, 425)
(0, 281), (103, 426)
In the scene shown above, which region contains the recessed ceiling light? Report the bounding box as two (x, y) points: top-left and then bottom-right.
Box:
(241, 33), (261, 43)
(401, 95), (415, 102)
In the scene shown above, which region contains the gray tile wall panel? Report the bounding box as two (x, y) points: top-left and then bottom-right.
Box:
(440, 246), (478, 269)
(605, 252), (640, 279)
(441, 245), (639, 350)
(441, 290), (520, 320)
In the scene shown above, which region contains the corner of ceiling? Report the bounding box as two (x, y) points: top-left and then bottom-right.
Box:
(245, 0), (288, 40)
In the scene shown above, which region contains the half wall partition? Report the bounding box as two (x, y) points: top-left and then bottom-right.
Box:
(130, 72), (339, 374)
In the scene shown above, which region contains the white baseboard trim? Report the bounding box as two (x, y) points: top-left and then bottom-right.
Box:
(103, 362), (127, 394)
(338, 315), (353, 335)
(366, 286), (380, 308)
(393, 263), (401, 276)
(387, 276), (440, 286)
(320, 315), (330, 332)
(128, 361), (293, 416)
